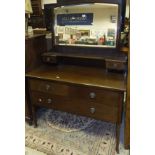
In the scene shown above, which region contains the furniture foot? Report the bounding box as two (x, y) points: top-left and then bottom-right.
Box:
(32, 106), (37, 127)
(25, 117), (33, 126)
(116, 123), (121, 154)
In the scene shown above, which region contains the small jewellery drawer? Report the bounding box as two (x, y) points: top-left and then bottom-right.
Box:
(31, 91), (118, 123)
(42, 55), (57, 64)
(105, 59), (126, 71)
(29, 79), (69, 96)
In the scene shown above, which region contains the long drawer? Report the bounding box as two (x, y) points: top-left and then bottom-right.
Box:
(31, 91), (118, 123)
(29, 79), (70, 96)
(29, 79), (120, 107)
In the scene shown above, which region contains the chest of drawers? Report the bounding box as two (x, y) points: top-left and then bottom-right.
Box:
(26, 65), (126, 153)
(29, 78), (122, 123)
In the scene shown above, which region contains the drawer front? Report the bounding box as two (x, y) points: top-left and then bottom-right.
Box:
(29, 79), (120, 107)
(31, 91), (118, 123)
(105, 60), (126, 71)
(29, 79), (69, 96)
(42, 55), (57, 64)
(69, 86), (120, 107)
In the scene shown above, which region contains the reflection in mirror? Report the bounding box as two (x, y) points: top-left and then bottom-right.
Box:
(54, 3), (118, 48)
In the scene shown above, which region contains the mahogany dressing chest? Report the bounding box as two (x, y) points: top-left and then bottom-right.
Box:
(26, 0), (127, 153)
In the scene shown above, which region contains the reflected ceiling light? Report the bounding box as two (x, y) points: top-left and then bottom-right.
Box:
(82, 14), (86, 18)
(59, 4), (93, 8)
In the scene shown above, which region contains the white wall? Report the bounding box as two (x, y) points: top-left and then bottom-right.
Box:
(125, 0), (130, 18)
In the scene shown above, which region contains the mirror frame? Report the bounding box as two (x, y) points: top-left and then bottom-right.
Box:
(44, 0), (122, 54)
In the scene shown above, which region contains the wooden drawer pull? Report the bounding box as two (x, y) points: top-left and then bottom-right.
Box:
(38, 98), (42, 102)
(47, 98), (52, 104)
(45, 84), (51, 90)
(90, 107), (96, 114)
(113, 63), (117, 67)
(89, 92), (96, 99)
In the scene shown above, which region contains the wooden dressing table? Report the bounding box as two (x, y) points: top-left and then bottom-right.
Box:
(26, 0), (127, 153)
(26, 63), (126, 153)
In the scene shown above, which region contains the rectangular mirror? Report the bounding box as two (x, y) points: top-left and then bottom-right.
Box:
(54, 3), (119, 48)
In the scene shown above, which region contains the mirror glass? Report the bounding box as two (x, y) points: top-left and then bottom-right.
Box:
(54, 3), (118, 48)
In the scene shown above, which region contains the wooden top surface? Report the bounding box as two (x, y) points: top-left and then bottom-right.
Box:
(43, 51), (127, 62)
(26, 65), (126, 92)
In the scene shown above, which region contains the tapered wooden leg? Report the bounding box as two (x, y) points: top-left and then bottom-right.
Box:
(32, 106), (37, 128)
(28, 119), (33, 126)
(116, 123), (121, 154)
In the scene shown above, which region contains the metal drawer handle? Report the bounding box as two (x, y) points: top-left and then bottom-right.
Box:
(90, 107), (96, 114)
(89, 92), (96, 99)
(47, 98), (52, 104)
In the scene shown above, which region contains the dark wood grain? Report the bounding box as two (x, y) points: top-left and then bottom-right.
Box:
(116, 123), (121, 153)
(27, 69), (125, 152)
(26, 1), (127, 153)
(25, 77), (33, 125)
(124, 43), (130, 149)
(25, 34), (46, 73)
(26, 65), (126, 92)
(25, 94), (32, 125)
(29, 15), (45, 28)
(25, 34), (47, 124)
(29, 78), (121, 107)
(105, 59), (127, 71)
(42, 51), (127, 61)
(31, 91), (118, 123)
(31, 0), (42, 16)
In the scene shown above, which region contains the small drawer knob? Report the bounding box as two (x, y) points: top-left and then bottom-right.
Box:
(89, 92), (96, 99)
(47, 98), (52, 104)
(90, 107), (96, 114)
(46, 57), (50, 62)
(38, 98), (42, 102)
(113, 63), (117, 67)
(46, 84), (50, 90)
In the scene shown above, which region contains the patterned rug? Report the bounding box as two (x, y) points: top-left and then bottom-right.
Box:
(25, 108), (116, 155)
(46, 109), (95, 132)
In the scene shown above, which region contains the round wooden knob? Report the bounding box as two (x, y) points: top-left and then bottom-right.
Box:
(46, 84), (50, 90)
(113, 63), (117, 67)
(46, 57), (50, 62)
(47, 98), (52, 104)
(38, 98), (42, 102)
(89, 92), (96, 99)
(90, 107), (96, 114)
